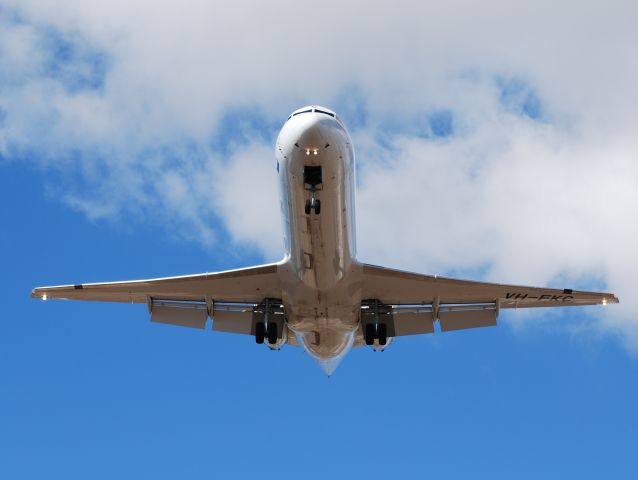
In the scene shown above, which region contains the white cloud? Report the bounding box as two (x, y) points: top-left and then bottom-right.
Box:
(210, 143), (282, 261)
(355, 110), (638, 351)
(1, 1), (637, 350)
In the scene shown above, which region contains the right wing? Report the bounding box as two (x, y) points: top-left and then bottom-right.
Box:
(32, 263), (282, 333)
(361, 264), (618, 335)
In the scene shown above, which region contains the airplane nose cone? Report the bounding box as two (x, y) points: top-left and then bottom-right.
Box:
(277, 107), (348, 157)
(295, 114), (331, 148)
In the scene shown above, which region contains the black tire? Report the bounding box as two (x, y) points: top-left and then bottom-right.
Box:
(255, 322), (265, 344)
(378, 323), (387, 346)
(314, 199), (321, 215)
(364, 323), (376, 346)
(305, 199), (312, 215)
(267, 322), (278, 344)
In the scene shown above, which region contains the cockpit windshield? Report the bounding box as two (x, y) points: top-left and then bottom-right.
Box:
(287, 105), (341, 124)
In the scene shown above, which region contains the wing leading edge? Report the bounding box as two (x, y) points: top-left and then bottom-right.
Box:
(32, 263), (282, 332)
(31, 263), (281, 304)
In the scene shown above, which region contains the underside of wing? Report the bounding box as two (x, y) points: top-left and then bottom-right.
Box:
(361, 263), (618, 336)
(31, 263), (281, 303)
(32, 263), (282, 333)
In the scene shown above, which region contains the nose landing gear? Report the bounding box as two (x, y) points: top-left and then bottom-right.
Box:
(303, 165), (322, 215)
(305, 195), (321, 215)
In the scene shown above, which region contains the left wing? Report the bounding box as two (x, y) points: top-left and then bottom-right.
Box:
(32, 263), (281, 303)
(361, 264), (618, 335)
(32, 263), (282, 332)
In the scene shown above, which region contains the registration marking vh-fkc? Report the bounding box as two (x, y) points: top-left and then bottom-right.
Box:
(32, 105), (619, 375)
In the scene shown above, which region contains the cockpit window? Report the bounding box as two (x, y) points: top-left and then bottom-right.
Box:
(314, 108), (335, 118)
(287, 106), (340, 123)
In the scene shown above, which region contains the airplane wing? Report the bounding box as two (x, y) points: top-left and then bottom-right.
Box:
(32, 263), (282, 332)
(361, 264), (618, 336)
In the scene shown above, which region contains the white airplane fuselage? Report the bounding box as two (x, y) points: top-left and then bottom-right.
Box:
(275, 106), (363, 370)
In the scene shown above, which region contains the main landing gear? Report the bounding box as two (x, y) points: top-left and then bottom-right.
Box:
(255, 321), (278, 345)
(364, 322), (388, 346)
(303, 165), (322, 215)
(253, 298), (285, 347)
(361, 299), (392, 348)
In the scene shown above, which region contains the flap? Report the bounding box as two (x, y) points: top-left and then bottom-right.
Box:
(393, 311), (435, 336)
(438, 309), (497, 332)
(151, 302), (208, 329)
(212, 309), (254, 335)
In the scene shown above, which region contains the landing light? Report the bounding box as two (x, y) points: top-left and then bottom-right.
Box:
(42, 294), (48, 301)
(313, 149), (318, 155)
(602, 298), (608, 306)
(305, 149), (310, 156)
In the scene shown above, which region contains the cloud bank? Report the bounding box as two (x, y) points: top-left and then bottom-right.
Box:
(1, 1), (637, 350)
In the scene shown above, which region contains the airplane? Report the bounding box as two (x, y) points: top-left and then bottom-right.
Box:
(32, 105), (619, 375)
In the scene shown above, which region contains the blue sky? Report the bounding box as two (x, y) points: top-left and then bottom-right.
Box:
(2, 1), (638, 478)
(2, 170), (637, 479)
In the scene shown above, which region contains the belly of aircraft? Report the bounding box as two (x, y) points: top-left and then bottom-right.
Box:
(279, 270), (362, 374)
(276, 109), (362, 373)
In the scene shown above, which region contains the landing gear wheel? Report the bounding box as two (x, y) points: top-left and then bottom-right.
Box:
(267, 322), (278, 345)
(305, 199), (312, 215)
(255, 321), (265, 344)
(377, 323), (387, 346)
(314, 199), (321, 215)
(365, 323), (376, 346)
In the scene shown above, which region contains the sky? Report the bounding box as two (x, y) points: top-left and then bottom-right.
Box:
(1, 1), (638, 478)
